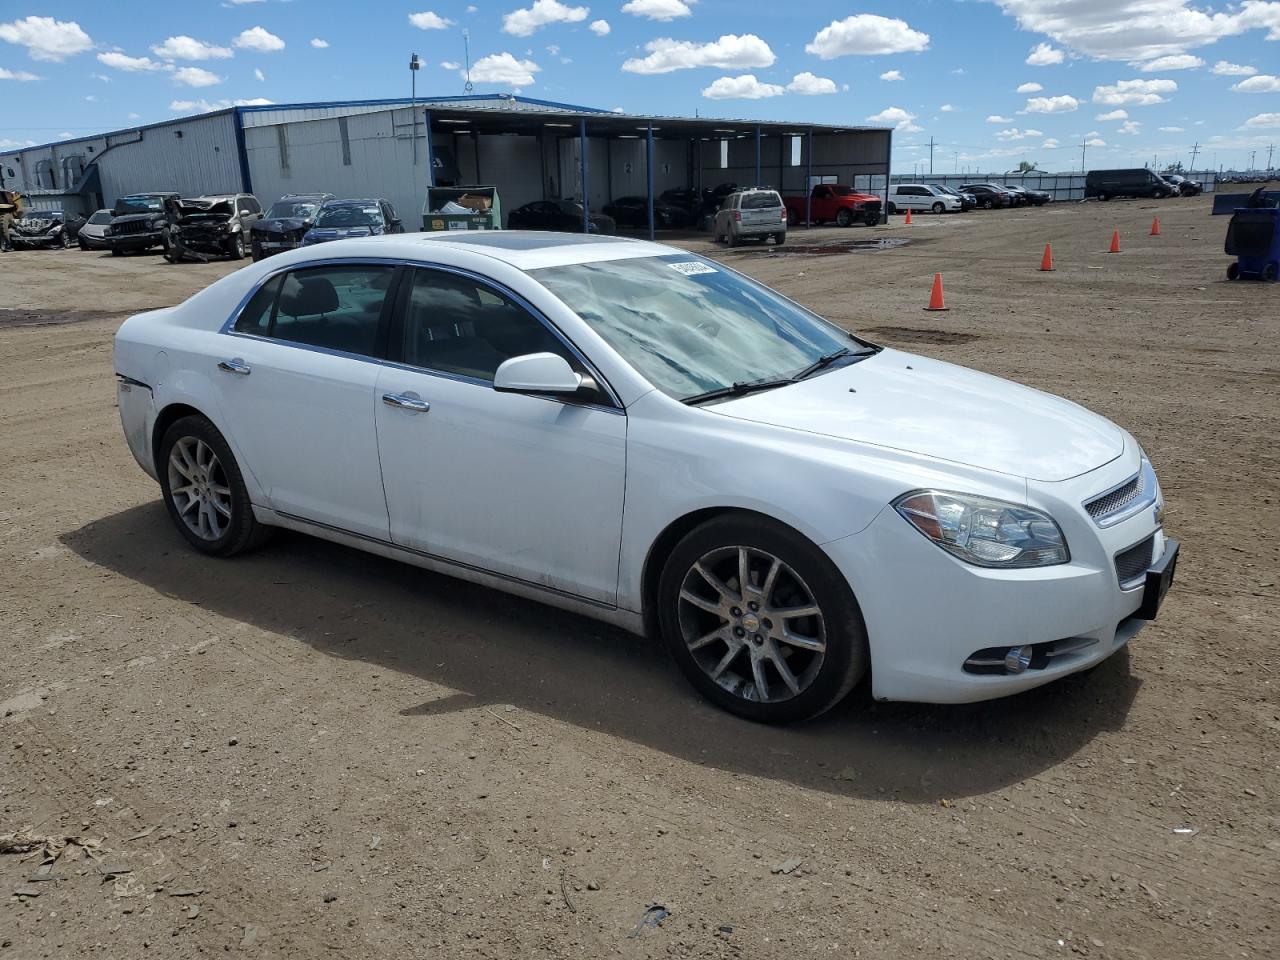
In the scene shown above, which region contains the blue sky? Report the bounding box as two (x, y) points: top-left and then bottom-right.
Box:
(2, 1), (1279, 173)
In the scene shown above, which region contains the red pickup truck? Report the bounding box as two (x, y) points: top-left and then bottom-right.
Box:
(782, 185), (883, 227)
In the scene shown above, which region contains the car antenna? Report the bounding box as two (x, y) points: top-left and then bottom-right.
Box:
(462, 29), (474, 94)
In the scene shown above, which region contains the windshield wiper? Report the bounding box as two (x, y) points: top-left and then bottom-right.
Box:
(682, 377), (796, 406)
(794, 345), (879, 380)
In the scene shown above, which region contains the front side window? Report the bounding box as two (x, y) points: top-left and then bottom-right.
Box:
(532, 254), (854, 401)
(400, 268), (574, 382)
(233, 265), (394, 357)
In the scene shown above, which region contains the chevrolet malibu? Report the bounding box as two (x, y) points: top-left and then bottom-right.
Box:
(113, 233), (1178, 722)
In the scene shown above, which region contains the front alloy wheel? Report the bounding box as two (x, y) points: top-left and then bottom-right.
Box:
(659, 515), (868, 722)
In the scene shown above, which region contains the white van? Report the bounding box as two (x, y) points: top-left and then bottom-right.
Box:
(886, 184), (963, 214)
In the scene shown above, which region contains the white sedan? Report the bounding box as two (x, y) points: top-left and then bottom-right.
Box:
(114, 232), (1178, 722)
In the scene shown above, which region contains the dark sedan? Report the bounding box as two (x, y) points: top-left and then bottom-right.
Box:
(250, 193), (335, 261)
(1004, 185), (1051, 206)
(10, 209), (86, 249)
(960, 184), (1013, 209)
(602, 196), (693, 229)
(507, 199), (616, 234)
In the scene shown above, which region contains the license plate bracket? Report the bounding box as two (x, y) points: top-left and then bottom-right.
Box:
(1135, 537), (1179, 620)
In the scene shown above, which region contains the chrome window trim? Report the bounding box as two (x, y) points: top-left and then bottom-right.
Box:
(219, 255), (624, 413)
(1083, 456), (1159, 529)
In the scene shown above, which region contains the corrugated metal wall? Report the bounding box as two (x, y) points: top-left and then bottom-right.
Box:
(453, 134), (546, 222)
(96, 113), (242, 204)
(699, 130), (892, 196)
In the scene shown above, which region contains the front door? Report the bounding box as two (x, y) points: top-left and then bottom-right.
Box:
(374, 266), (627, 605)
(212, 262), (397, 538)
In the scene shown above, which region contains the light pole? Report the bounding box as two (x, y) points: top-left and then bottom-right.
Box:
(409, 53), (421, 165)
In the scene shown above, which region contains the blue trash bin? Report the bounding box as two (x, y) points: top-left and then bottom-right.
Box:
(1224, 206), (1280, 282)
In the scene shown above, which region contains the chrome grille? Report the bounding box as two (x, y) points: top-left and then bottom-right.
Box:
(1115, 535), (1155, 588)
(1086, 473), (1142, 520)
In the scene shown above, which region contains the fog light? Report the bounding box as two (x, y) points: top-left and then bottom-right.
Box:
(1004, 646), (1032, 674)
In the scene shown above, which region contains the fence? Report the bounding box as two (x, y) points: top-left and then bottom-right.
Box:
(851, 171), (1218, 202)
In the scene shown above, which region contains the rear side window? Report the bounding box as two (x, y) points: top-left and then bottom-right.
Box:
(742, 192), (782, 209)
(232, 265), (395, 357)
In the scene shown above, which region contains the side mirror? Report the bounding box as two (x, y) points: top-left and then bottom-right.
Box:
(390, 217), (402, 227)
(493, 352), (582, 395)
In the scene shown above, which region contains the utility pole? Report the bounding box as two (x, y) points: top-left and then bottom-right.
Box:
(954, 152), (958, 174)
(1079, 139), (1088, 174)
(1249, 149), (1256, 171)
(409, 53), (420, 166)
(1189, 141), (1200, 174)
(1268, 142), (1275, 171)
(928, 135), (935, 176)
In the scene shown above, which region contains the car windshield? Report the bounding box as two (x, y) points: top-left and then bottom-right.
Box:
(267, 200), (320, 219)
(315, 204), (381, 227)
(933, 185), (959, 196)
(88, 210), (113, 224)
(532, 254), (860, 401)
(114, 196), (163, 214)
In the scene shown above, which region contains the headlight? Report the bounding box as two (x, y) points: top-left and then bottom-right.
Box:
(893, 490), (1069, 568)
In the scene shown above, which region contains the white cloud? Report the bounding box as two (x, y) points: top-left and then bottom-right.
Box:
(170, 97), (273, 113)
(1118, 119), (1142, 134)
(173, 66), (223, 87)
(1212, 60), (1256, 76)
(151, 36), (233, 61)
(787, 71), (838, 95)
(254, 67), (265, 82)
(1016, 81), (1042, 93)
(409, 11), (453, 30)
(1135, 54), (1203, 71)
(701, 74), (783, 99)
(622, 34), (774, 74)
(940, 103), (954, 111)
(866, 106), (920, 131)
(1096, 108), (1129, 120)
(1086, 137), (1107, 146)
(1093, 78), (1177, 105)
(97, 51), (167, 72)
(127, 112), (141, 120)
(1025, 42), (1064, 66)
(1233, 74), (1280, 92)
(806, 14), (929, 58)
(993, 0), (1280, 61)
(0, 15), (92, 62)
(502, 1), (588, 37)
(879, 69), (902, 81)
(227, 0), (265, 4)
(1158, 125), (1185, 132)
(621, 0), (693, 20)
(90, 72), (111, 82)
(310, 38), (330, 49)
(440, 60), (460, 69)
(1042, 138), (1060, 148)
(1242, 112), (1280, 128)
(547, 44), (560, 55)
(986, 114), (1013, 123)
(995, 127), (1044, 141)
(1024, 94), (1080, 113)
(0, 66), (40, 81)
(233, 27), (285, 53)
(467, 51), (540, 85)
(589, 19), (610, 35)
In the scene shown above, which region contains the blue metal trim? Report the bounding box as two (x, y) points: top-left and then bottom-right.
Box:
(755, 125), (762, 187)
(580, 118), (589, 234)
(233, 94), (611, 115)
(232, 107), (253, 194)
(423, 110), (435, 188)
(646, 122), (655, 242)
(218, 255), (624, 410)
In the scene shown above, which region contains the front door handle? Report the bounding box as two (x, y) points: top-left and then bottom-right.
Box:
(217, 358), (251, 376)
(382, 392), (430, 413)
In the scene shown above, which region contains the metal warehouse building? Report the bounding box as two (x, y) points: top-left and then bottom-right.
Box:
(0, 94), (891, 233)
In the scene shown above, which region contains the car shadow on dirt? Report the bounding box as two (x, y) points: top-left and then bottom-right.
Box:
(63, 503), (1141, 803)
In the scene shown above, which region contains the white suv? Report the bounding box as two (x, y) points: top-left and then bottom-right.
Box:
(887, 184), (963, 215)
(714, 188), (787, 247)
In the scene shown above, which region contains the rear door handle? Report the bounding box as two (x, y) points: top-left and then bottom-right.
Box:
(217, 358), (251, 376)
(382, 392), (430, 413)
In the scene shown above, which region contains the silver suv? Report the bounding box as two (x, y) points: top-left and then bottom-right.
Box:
(714, 188), (786, 247)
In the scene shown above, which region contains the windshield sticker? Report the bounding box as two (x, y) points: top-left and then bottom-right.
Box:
(668, 261), (718, 276)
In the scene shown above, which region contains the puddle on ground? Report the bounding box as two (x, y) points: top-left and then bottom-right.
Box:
(862, 325), (980, 345)
(735, 237), (911, 257)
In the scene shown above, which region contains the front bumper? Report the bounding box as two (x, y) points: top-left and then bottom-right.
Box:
(824, 457), (1174, 703)
(79, 233), (111, 250)
(108, 232), (163, 252)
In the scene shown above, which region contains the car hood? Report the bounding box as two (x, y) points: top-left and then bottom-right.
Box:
(710, 349), (1125, 482)
(110, 212), (161, 224)
(253, 216), (311, 235)
(304, 224), (385, 242)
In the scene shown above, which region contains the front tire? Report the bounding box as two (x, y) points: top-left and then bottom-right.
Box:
(657, 514), (868, 723)
(931, 202), (945, 214)
(159, 415), (269, 557)
(1227, 262), (1240, 281)
(1264, 263), (1278, 283)
(982, 198), (994, 210)
(835, 207), (853, 227)
(227, 233), (246, 260)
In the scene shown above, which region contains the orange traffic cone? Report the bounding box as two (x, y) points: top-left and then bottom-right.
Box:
(1040, 243), (1055, 272)
(1108, 230), (1121, 254)
(904, 208), (913, 225)
(924, 273), (948, 311)
(1150, 217), (1161, 236)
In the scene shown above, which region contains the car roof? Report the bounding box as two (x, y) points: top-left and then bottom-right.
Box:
(326, 198), (384, 205)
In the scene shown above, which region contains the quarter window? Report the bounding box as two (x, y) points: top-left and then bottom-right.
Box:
(400, 268), (574, 382)
(233, 265), (394, 357)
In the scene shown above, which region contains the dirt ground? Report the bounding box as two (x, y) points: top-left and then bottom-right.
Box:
(1, 192), (1277, 959)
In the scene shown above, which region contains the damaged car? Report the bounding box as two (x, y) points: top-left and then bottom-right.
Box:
(10, 208), (86, 250)
(105, 193), (178, 256)
(250, 193), (334, 261)
(299, 199), (403, 247)
(162, 193), (263, 263)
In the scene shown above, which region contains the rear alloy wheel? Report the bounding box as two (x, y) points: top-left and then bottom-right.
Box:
(160, 415), (269, 557)
(884, 203), (897, 216)
(835, 207), (854, 227)
(931, 202), (946, 214)
(659, 515), (868, 723)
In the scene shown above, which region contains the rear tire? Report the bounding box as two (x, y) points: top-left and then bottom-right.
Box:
(725, 230), (738, 248)
(786, 208), (798, 226)
(773, 232), (786, 246)
(1226, 262), (1240, 281)
(159, 414), (270, 557)
(110, 248), (123, 257)
(1098, 192), (1110, 202)
(1264, 263), (1278, 283)
(657, 514), (868, 723)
